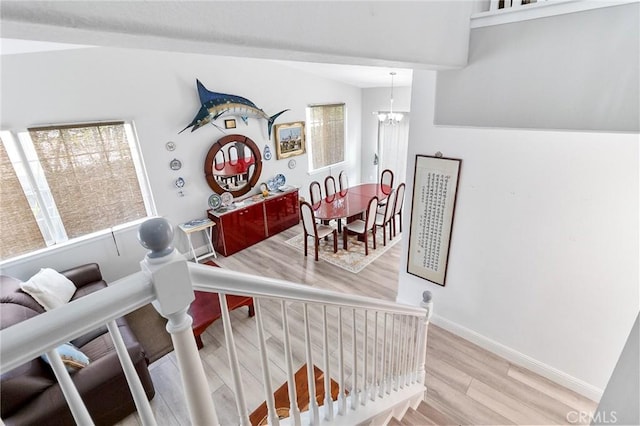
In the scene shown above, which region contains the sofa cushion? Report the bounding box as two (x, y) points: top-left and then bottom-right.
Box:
(70, 280), (107, 301)
(0, 276), (45, 315)
(0, 374), (52, 418)
(20, 268), (76, 311)
(61, 263), (103, 289)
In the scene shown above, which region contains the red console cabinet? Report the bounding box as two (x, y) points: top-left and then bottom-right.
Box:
(212, 202), (265, 256)
(265, 191), (299, 236)
(209, 189), (299, 257)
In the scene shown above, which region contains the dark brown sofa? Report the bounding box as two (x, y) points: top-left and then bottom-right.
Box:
(0, 263), (155, 426)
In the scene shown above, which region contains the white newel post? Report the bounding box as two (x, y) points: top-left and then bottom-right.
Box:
(138, 218), (219, 426)
(417, 291), (433, 387)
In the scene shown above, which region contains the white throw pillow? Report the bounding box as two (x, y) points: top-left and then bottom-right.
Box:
(20, 268), (77, 311)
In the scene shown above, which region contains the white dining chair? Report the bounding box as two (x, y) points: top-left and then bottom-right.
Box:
(309, 181), (323, 205)
(379, 169), (394, 207)
(380, 169), (394, 190)
(375, 188), (396, 246)
(338, 170), (349, 192)
(325, 175), (337, 197)
(343, 196), (378, 256)
(392, 183), (406, 237)
(300, 201), (337, 261)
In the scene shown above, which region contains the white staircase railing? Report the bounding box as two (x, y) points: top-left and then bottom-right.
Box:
(0, 218), (432, 426)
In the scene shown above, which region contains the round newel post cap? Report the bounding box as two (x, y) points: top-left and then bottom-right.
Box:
(138, 217), (174, 258)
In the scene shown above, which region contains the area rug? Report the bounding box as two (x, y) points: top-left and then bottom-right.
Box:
(284, 228), (401, 274)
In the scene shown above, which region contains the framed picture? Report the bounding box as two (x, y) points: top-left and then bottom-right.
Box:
(224, 119), (236, 129)
(274, 121), (305, 159)
(407, 155), (462, 286)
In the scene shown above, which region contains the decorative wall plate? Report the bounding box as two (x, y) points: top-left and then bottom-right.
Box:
(275, 173), (286, 188)
(264, 145), (272, 160)
(266, 178), (277, 192)
(170, 158), (182, 170)
(288, 159), (296, 169)
(208, 193), (222, 210)
(175, 177), (185, 188)
(221, 192), (233, 206)
(166, 141), (176, 151)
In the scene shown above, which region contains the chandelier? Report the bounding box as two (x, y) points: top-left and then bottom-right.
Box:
(377, 72), (404, 125)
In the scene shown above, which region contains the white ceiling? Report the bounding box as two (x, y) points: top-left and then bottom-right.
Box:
(0, 38), (413, 89)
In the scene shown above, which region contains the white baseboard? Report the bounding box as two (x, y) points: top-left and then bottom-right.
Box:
(430, 314), (603, 402)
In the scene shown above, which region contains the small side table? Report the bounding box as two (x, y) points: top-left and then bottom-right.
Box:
(189, 291), (254, 349)
(178, 219), (217, 263)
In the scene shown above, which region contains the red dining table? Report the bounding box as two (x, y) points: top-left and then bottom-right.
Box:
(312, 183), (392, 221)
(212, 157), (255, 177)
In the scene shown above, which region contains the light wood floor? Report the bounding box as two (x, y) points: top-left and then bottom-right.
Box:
(119, 224), (597, 425)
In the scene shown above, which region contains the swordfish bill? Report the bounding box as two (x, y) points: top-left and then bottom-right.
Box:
(179, 79), (289, 138)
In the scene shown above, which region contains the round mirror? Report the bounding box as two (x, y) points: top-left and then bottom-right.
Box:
(204, 134), (262, 198)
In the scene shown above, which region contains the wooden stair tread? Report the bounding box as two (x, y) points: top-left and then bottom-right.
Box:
(387, 417), (404, 426)
(249, 364), (342, 426)
(415, 401), (459, 425)
(400, 407), (435, 425)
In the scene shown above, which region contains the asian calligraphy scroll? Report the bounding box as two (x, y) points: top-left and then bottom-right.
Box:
(407, 155), (461, 286)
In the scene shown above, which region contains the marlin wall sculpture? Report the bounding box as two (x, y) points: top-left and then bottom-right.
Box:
(179, 79), (289, 138)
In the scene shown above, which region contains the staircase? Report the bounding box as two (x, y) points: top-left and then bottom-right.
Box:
(0, 218), (433, 426)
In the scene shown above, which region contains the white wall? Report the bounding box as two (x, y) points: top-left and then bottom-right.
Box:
(436, 3), (640, 132)
(361, 86), (412, 184)
(398, 70), (639, 400)
(0, 47), (362, 281)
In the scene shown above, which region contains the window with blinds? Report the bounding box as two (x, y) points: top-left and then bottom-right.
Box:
(306, 103), (345, 171)
(0, 122), (153, 260)
(0, 138), (46, 259)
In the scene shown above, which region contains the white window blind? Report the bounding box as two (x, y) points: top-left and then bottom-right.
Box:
(0, 137), (46, 258)
(0, 122), (153, 260)
(306, 103), (345, 171)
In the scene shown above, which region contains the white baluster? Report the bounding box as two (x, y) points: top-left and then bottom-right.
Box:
(411, 317), (420, 383)
(337, 307), (347, 415)
(413, 315), (421, 384)
(402, 316), (413, 387)
(394, 315), (403, 391)
(512, 0), (523, 7)
(281, 300), (301, 425)
(396, 315), (407, 389)
(361, 309), (368, 406)
(371, 311), (378, 402)
(405, 316), (417, 386)
(322, 305), (334, 421)
(219, 293), (251, 426)
(303, 303), (320, 425)
(106, 320), (156, 425)
(387, 314), (396, 394)
(45, 349), (94, 425)
(379, 312), (388, 398)
(402, 315), (411, 388)
(489, 0), (500, 11)
(351, 308), (359, 410)
(139, 218), (218, 426)
(254, 299), (279, 426)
